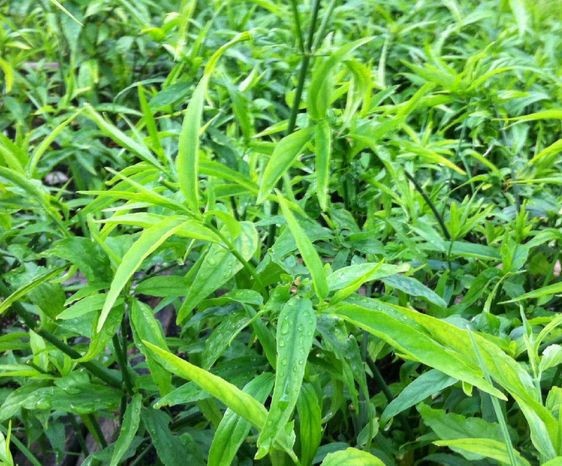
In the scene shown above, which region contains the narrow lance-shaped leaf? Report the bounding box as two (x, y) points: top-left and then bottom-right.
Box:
(177, 221), (258, 324)
(109, 393), (142, 466)
(320, 447), (385, 466)
(131, 300), (173, 395)
(276, 193), (329, 300)
(0, 266), (66, 316)
(82, 104), (163, 171)
(97, 217), (188, 332)
(433, 438), (530, 466)
(142, 340), (267, 428)
(307, 37), (373, 121)
(177, 32), (251, 212)
(256, 297), (317, 458)
(331, 302), (505, 398)
(208, 373), (274, 466)
(315, 120), (331, 211)
(296, 383), (322, 466)
(257, 127), (315, 203)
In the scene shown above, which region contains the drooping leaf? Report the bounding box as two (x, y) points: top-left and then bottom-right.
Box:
(276, 193), (328, 300)
(109, 394), (142, 466)
(97, 216), (189, 332)
(320, 447), (385, 466)
(257, 127), (315, 203)
(256, 296), (317, 458)
(208, 373), (274, 466)
(177, 221), (258, 323)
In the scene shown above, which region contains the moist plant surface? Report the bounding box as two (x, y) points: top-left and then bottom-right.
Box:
(1, 0), (562, 465)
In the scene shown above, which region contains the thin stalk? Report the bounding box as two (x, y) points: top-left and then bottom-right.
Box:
(129, 442), (152, 466)
(468, 331), (518, 466)
(267, 0), (323, 248)
(69, 415), (90, 457)
(367, 359), (413, 438)
(404, 170), (451, 241)
(209, 225), (268, 298)
(112, 332), (134, 395)
(82, 413), (107, 449)
(0, 280), (121, 389)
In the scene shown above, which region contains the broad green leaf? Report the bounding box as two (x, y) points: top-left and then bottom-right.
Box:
(540, 345), (562, 373)
(131, 300), (173, 395)
(0, 266), (65, 316)
(97, 217), (189, 331)
(503, 281), (562, 303)
(509, 110), (562, 122)
(531, 139), (562, 168)
(82, 105), (163, 170)
(208, 373), (274, 466)
(109, 394), (142, 466)
(177, 221), (258, 323)
(142, 340), (267, 428)
(0, 57), (14, 93)
(177, 33), (251, 212)
(257, 127), (315, 203)
(419, 404), (504, 444)
(382, 274), (447, 307)
(381, 370), (456, 423)
(320, 447), (384, 466)
(315, 120), (331, 211)
(330, 302), (505, 398)
(296, 383), (322, 466)
(276, 193), (328, 299)
(328, 263), (409, 303)
(141, 408), (192, 466)
(177, 76), (207, 213)
(307, 38), (373, 120)
(256, 297), (316, 458)
(433, 438), (530, 466)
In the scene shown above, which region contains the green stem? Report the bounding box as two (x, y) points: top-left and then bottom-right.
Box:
(0, 280), (122, 389)
(112, 331), (134, 395)
(367, 359), (413, 438)
(82, 413), (107, 449)
(404, 170), (451, 241)
(267, 0), (323, 248)
(69, 415), (90, 457)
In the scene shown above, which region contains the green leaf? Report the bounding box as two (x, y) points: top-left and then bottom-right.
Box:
(177, 221), (258, 323)
(141, 408), (193, 466)
(256, 296), (316, 458)
(131, 300), (173, 395)
(315, 120), (331, 211)
(276, 193), (328, 300)
(320, 447), (385, 466)
(382, 274), (447, 307)
(330, 302), (505, 398)
(381, 370), (456, 424)
(433, 438), (530, 466)
(177, 33), (251, 212)
(97, 217), (188, 332)
(208, 373), (274, 466)
(0, 266), (66, 316)
(502, 280), (562, 303)
(142, 340), (268, 429)
(109, 393), (142, 466)
(257, 127), (315, 203)
(296, 383), (322, 466)
(307, 38), (373, 120)
(82, 104), (163, 170)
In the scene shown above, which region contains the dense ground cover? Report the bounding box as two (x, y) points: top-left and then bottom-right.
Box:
(1, 0), (562, 464)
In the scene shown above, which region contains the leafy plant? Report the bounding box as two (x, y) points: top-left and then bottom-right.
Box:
(1, 0), (561, 465)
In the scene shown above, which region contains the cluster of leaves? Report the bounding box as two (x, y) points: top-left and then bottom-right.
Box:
(1, 0), (562, 464)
